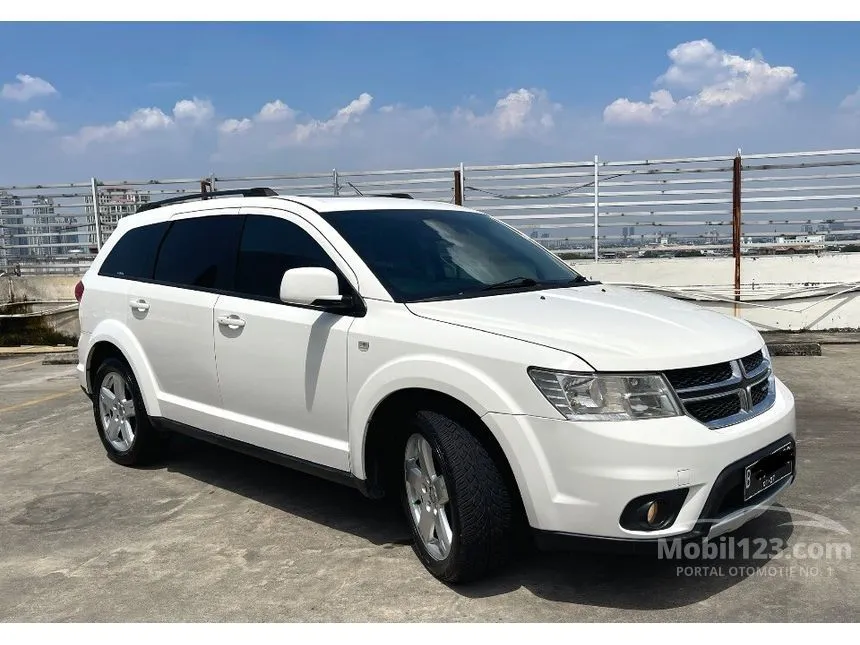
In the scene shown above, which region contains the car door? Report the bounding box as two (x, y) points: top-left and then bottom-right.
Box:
(127, 209), (244, 430)
(210, 209), (359, 471)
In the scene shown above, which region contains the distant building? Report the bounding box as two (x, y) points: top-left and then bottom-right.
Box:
(0, 191), (24, 264)
(775, 234), (825, 245)
(23, 197), (62, 257)
(84, 187), (151, 246)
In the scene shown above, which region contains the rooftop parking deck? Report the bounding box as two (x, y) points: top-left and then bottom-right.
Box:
(0, 347), (857, 622)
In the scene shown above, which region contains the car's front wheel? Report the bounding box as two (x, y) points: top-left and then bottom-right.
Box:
(400, 409), (514, 583)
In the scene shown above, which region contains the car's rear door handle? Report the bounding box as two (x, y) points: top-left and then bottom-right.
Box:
(217, 314), (246, 329)
(130, 299), (150, 312)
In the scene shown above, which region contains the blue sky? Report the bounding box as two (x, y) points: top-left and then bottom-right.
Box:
(1, 22), (859, 183)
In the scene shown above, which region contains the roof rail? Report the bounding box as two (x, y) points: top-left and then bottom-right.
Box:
(135, 187), (278, 214)
(371, 193), (413, 199)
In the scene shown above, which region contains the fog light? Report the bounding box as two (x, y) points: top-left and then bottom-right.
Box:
(619, 488), (689, 532)
(646, 501), (660, 526)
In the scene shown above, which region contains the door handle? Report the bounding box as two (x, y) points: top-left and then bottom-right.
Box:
(130, 299), (150, 312)
(217, 314), (246, 329)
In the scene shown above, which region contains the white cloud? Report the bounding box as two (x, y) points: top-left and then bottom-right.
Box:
(216, 93), (373, 147)
(216, 99), (295, 135)
(173, 97), (214, 124)
(495, 89), (543, 132)
(63, 97), (216, 150)
(455, 88), (559, 135)
(257, 99), (295, 123)
(604, 39), (804, 125)
(64, 107), (174, 150)
(218, 117), (253, 135)
(292, 93), (373, 142)
(604, 89), (677, 125)
(12, 109), (57, 132)
(840, 87), (860, 111)
(1, 74), (58, 101)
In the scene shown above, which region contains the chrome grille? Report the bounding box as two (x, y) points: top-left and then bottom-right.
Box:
(664, 349), (776, 429)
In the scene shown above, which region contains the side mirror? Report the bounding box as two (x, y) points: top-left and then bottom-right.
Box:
(279, 267), (347, 308)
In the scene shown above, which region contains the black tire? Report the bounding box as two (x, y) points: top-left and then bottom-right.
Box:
(399, 409), (514, 584)
(91, 357), (167, 467)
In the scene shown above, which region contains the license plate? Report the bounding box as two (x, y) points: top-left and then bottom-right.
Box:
(744, 442), (794, 502)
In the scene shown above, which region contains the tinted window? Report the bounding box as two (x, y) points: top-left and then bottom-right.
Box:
(99, 222), (169, 280)
(234, 215), (341, 301)
(153, 215), (244, 290)
(319, 209), (582, 302)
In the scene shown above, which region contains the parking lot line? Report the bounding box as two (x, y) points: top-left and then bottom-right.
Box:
(0, 388), (81, 415)
(0, 357), (44, 372)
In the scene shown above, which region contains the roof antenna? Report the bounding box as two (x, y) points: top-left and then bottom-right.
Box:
(346, 181), (364, 196)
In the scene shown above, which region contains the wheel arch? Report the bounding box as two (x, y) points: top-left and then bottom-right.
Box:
(358, 386), (529, 533)
(86, 320), (161, 417)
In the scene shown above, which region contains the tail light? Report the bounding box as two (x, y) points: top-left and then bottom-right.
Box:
(74, 280), (84, 303)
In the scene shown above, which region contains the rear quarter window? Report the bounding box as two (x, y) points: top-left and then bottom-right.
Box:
(98, 222), (169, 280)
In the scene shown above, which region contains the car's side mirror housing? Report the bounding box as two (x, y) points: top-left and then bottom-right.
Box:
(279, 267), (349, 309)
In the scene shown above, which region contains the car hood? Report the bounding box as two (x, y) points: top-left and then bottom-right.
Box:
(405, 284), (764, 372)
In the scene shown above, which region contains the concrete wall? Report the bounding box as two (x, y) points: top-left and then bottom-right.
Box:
(0, 276), (81, 345)
(0, 275), (80, 305)
(570, 253), (860, 331)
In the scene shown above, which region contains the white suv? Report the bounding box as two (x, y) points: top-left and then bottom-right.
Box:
(75, 189), (797, 583)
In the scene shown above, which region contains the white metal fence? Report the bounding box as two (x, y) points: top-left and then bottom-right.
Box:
(2, 148), (860, 275)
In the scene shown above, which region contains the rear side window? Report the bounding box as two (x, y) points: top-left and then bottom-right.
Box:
(98, 222), (169, 280)
(234, 214), (342, 301)
(153, 215), (244, 290)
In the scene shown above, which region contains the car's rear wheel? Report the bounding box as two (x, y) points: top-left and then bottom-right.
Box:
(400, 409), (514, 583)
(92, 357), (166, 466)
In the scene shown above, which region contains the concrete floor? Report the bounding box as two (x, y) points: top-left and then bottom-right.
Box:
(0, 348), (857, 622)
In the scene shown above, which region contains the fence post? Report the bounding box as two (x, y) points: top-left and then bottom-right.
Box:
(90, 177), (102, 250)
(593, 154), (600, 261)
(459, 162), (465, 204)
(332, 169), (339, 196)
(453, 168), (463, 205)
(732, 150), (742, 315)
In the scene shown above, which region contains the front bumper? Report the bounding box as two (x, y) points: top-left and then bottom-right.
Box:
(532, 435), (795, 552)
(483, 376), (796, 544)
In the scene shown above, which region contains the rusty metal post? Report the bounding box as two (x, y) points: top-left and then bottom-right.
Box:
(453, 169), (463, 206)
(732, 151), (742, 315)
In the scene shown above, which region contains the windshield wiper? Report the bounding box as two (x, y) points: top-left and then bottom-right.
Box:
(480, 277), (539, 291)
(560, 275), (599, 286)
(480, 275), (599, 292)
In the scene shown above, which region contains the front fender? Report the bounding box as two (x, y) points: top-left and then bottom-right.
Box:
(86, 318), (162, 418)
(348, 354), (524, 480)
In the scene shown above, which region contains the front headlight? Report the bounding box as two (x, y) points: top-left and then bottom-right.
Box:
(761, 341), (772, 365)
(528, 368), (683, 421)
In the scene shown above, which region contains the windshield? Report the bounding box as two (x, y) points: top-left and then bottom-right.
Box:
(319, 208), (586, 302)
